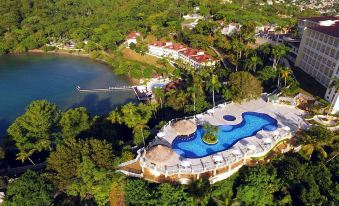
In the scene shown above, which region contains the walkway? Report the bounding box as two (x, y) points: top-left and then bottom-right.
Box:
(120, 97), (308, 184)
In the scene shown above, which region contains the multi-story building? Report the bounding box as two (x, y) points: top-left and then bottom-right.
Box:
(295, 16), (339, 112)
(148, 41), (216, 69)
(297, 16), (339, 36)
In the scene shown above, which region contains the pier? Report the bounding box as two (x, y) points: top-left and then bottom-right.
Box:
(76, 85), (133, 92)
(76, 85), (152, 101)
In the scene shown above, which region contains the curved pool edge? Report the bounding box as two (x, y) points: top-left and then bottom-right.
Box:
(171, 112), (278, 158)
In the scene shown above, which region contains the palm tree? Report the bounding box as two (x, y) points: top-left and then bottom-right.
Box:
(296, 125), (334, 159)
(206, 74), (222, 108)
(134, 123), (149, 147)
(280, 67), (291, 87)
(16, 150), (36, 165)
(271, 44), (289, 71)
(187, 86), (197, 113)
(153, 87), (165, 109)
(326, 77), (339, 116)
(247, 56), (263, 73)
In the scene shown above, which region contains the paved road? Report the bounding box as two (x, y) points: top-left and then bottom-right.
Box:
(209, 46), (227, 68)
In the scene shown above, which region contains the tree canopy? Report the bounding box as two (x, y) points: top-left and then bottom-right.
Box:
(4, 170), (54, 206)
(228, 71), (263, 102)
(7, 100), (61, 164)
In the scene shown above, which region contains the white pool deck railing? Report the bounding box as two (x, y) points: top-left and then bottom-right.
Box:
(139, 129), (291, 178)
(119, 98), (307, 183)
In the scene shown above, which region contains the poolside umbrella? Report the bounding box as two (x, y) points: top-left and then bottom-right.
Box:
(213, 155), (223, 162)
(180, 160), (191, 167)
(207, 109), (215, 114)
(218, 103), (226, 108)
(282, 126), (291, 131)
(232, 149), (241, 155)
(157, 132), (166, 138)
(272, 130), (280, 136)
(247, 144), (257, 150)
(145, 145), (175, 165)
(263, 137), (272, 144)
(196, 114), (203, 120)
(171, 120), (197, 136)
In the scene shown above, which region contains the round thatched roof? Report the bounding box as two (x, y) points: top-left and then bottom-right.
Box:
(145, 145), (176, 165)
(171, 119), (197, 136)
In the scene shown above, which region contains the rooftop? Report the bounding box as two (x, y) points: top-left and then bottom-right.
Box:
(309, 21), (339, 38)
(165, 43), (186, 51)
(299, 16), (339, 23)
(191, 54), (215, 63)
(127, 32), (141, 39)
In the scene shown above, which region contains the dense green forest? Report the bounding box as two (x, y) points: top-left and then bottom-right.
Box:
(0, 0), (317, 54)
(1, 99), (337, 206)
(2, 0), (337, 206)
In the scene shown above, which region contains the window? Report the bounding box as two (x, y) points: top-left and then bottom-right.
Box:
(324, 35), (328, 43)
(335, 39), (339, 48)
(319, 34), (324, 41)
(325, 47), (330, 55)
(315, 32), (319, 39)
(330, 49), (335, 58)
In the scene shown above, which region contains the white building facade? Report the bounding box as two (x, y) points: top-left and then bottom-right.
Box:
(148, 41), (216, 69)
(295, 17), (339, 112)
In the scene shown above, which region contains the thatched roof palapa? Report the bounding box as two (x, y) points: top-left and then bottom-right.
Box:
(171, 119), (197, 136)
(145, 145), (176, 165)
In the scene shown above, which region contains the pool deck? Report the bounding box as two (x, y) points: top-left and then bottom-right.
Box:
(119, 97), (308, 184)
(151, 98), (306, 165)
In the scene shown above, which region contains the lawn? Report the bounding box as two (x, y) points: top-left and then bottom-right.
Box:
(121, 48), (162, 68)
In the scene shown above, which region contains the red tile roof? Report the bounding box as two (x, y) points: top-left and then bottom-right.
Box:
(309, 21), (339, 38)
(179, 48), (200, 57)
(127, 32), (141, 39)
(191, 54), (215, 63)
(165, 43), (186, 51)
(150, 41), (167, 47)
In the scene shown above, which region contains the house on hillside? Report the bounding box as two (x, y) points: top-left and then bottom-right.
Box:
(126, 32), (142, 47)
(221, 23), (239, 37)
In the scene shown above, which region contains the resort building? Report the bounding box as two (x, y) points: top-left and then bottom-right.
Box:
(118, 98), (307, 184)
(221, 23), (239, 37)
(126, 32), (142, 47)
(295, 16), (339, 112)
(297, 16), (339, 36)
(148, 41), (216, 69)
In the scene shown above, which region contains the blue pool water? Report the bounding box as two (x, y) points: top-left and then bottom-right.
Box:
(172, 112), (278, 158)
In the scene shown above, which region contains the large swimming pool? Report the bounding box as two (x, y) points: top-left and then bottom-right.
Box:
(172, 112), (278, 158)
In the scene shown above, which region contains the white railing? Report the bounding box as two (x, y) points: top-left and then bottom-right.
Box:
(116, 170), (143, 178)
(118, 148), (144, 167)
(140, 130), (292, 176)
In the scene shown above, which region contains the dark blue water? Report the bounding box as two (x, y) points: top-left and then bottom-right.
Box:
(172, 112), (278, 158)
(0, 54), (136, 138)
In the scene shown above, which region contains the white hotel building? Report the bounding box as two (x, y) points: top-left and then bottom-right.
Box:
(295, 16), (339, 112)
(148, 41), (216, 69)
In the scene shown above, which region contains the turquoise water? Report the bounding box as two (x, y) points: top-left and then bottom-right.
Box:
(0, 54), (136, 137)
(172, 112), (277, 158)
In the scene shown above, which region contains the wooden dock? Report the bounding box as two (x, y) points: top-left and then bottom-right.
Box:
(76, 86), (133, 92)
(76, 85), (152, 101)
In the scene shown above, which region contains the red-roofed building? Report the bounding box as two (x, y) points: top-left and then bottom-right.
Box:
(148, 41), (217, 69)
(148, 41), (172, 57)
(126, 32), (142, 47)
(163, 43), (187, 60)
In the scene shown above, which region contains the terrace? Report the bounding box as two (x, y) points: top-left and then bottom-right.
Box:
(119, 97), (308, 184)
